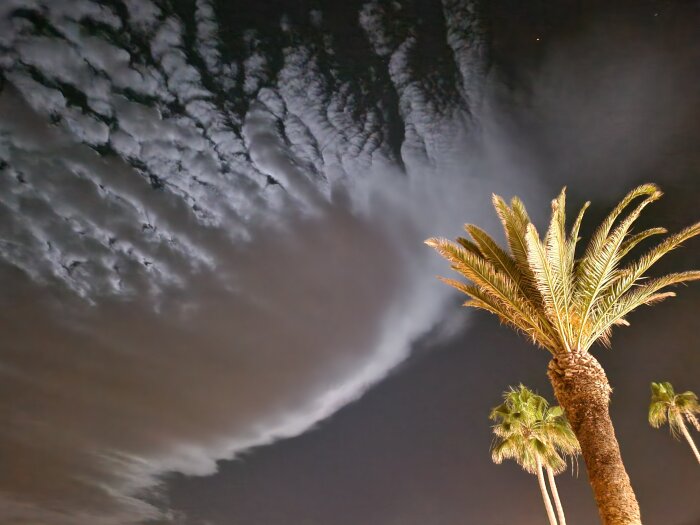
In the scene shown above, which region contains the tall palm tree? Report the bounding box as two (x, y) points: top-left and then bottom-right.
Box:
(648, 381), (700, 464)
(490, 385), (580, 525)
(426, 184), (700, 524)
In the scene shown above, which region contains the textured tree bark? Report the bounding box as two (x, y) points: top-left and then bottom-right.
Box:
(536, 457), (559, 525)
(548, 351), (642, 525)
(678, 417), (700, 465)
(547, 466), (567, 525)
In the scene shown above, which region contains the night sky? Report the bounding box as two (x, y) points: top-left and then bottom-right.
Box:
(0, 1), (699, 524)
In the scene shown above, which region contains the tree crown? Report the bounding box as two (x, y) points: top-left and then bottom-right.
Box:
(649, 381), (700, 437)
(490, 385), (579, 475)
(426, 184), (700, 355)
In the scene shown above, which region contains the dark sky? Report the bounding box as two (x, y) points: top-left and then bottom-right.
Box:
(0, 1), (699, 524)
(170, 2), (700, 524)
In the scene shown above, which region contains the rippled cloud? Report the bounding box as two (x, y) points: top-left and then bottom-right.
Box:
(0, 1), (499, 523)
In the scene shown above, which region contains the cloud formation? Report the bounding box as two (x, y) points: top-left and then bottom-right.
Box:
(3, 2), (696, 524)
(0, 1), (503, 523)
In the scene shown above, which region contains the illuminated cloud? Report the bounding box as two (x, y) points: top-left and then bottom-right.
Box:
(0, 1), (494, 523)
(2, 2), (694, 523)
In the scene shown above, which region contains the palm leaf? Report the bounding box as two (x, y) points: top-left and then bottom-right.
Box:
(525, 223), (571, 351)
(617, 227), (667, 260)
(585, 271), (700, 350)
(465, 224), (523, 287)
(649, 382), (700, 437)
(492, 194), (541, 293)
(573, 186), (662, 348)
(426, 238), (558, 351)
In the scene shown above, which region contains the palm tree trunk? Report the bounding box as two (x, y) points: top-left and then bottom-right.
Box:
(536, 456), (559, 525)
(678, 417), (700, 465)
(548, 351), (642, 525)
(546, 466), (567, 525)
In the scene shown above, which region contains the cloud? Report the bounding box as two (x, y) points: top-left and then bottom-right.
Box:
(0, 1), (510, 523)
(3, 1), (698, 523)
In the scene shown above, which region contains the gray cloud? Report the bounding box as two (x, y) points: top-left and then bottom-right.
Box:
(3, 2), (696, 524)
(0, 1), (506, 523)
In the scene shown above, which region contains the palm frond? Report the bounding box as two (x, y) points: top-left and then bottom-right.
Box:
(465, 224), (523, 287)
(545, 189), (575, 344)
(585, 223), (700, 349)
(426, 238), (558, 351)
(648, 402), (668, 429)
(456, 236), (483, 256)
(492, 194), (542, 295)
(676, 391), (700, 412)
(566, 199), (591, 271)
(648, 382), (700, 437)
(618, 227), (668, 260)
(579, 184), (660, 262)
(489, 386), (579, 475)
(573, 186), (662, 348)
(525, 222), (571, 350)
(585, 271), (700, 350)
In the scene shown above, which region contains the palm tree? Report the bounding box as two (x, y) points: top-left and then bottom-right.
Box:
(648, 381), (700, 464)
(426, 184), (700, 524)
(490, 385), (580, 525)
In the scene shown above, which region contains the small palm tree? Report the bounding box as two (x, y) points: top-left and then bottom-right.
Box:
(649, 381), (700, 464)
(427, 184), (700, 524)
(490, 385), (580, 525)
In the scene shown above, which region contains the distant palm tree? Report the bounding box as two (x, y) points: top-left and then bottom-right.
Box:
(648, 381), (700, 464)
(426, 184), (700, 524)
(490, 385), (580, 525)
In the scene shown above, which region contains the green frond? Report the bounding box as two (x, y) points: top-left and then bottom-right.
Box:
(573, 188), (662, 349)
(566, 199), (590, 268)
(539, 443), (567, 474)
(438, 277), (555, 351)
(651, 381), (676, 401)
(547, 188), (576, 344)
(465, 224), (523, 287)
(586, 223), (700, 349)
(668, 412), (686, 440)
(426, 238), (558, 351)
(490, 435), (515, 464)
(489, 386), (579, 476)
(648, 381), (700, 437)
(585, 271), (700, 350)
(648, 401), (668, 428)
(675, 391), (700, 413)
(525, 223), (571, 350)
(548, 406), (564, 418)
(580, 184), (661, 260)
(489, 402), (510, 420)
